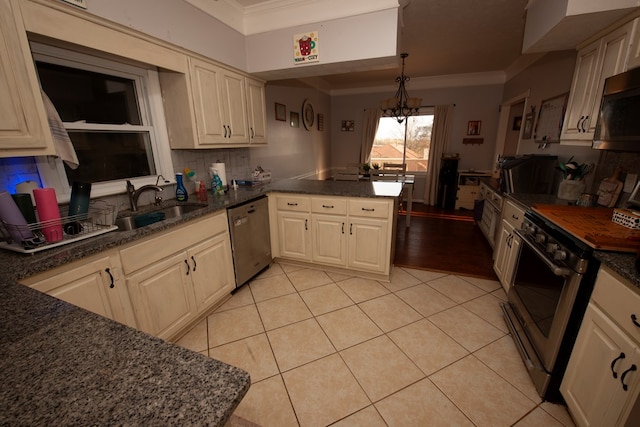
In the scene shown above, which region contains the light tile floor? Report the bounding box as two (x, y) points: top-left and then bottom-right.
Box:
(176, 262), (576, 427)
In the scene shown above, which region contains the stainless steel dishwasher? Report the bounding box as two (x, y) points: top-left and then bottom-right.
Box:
(227, 196), (271, 289)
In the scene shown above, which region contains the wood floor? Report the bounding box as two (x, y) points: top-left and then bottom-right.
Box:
(394, 204), (497, 280)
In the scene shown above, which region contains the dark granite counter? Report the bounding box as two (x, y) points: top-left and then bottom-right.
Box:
(0, 178), (402, 425)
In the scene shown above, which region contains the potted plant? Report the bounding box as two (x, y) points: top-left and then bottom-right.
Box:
(361, 163), (371, 177)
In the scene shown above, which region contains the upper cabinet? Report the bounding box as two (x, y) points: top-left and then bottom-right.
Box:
(561, 19), (637, 145)
(0, 0), (55, 158)
(161, 57), (267, 149)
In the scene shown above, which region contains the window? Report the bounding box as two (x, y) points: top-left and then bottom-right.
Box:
(370, 111), (433, 172)
(31, 43), (173, 200)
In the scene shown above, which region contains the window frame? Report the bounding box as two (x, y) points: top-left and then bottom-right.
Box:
(373, 107), (434, 174)
(31, 42), (174, 202)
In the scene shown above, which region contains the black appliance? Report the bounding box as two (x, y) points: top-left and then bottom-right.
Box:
(594, 67), (640, 151)
(498, 155), (558, 194)
(501, 210), (599, 402)
(437, 157), (459, 209)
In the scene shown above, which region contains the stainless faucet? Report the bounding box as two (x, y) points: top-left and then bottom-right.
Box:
(126, 180), (164, 212)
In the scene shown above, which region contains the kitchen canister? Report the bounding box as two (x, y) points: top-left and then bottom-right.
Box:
(0, 191), (34, 244)
(33, 188), (63, 243)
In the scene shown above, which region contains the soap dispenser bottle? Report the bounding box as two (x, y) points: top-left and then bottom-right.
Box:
(175, 173), (188, 201)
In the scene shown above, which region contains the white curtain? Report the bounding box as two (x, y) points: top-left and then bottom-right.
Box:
(360, 107), (383, 164)
(424, 104), (454, 205)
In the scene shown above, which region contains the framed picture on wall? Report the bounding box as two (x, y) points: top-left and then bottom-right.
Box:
(275, 103), (286, 121)
(290, 112), (299, 128)
(522, 107), (535, 139)
(467, 120), (481, 135)
(513, 116), (522, 131)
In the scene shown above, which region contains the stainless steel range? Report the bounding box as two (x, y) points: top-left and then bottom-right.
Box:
(501, 210), (600, 402)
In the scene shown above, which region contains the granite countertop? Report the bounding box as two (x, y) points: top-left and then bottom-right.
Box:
(0, 178), (402, 425)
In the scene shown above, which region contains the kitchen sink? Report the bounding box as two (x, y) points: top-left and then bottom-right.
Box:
(115, 203), (208, 231)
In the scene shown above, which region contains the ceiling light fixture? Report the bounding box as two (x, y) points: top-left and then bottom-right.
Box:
(380, 53), (422, 124)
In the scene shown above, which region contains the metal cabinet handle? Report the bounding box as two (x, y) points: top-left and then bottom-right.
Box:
(582, 115), (589, 132)
(228, 125), (232, 138)
(621, 364), (637, 391)
(631, 314), (640, 328)
(350, 223), (353, 235)
(342, 222), (345, 234)
(223, 125), (228, 138)
(105, 268), (114, 288)
(305, 219), (308, 230)
(251, 127), (255, 138)
(612, 352), (626, 378)
(577, 116), (584, 132)
(191, 256), (197, 272)
(184, 259), (191, 275)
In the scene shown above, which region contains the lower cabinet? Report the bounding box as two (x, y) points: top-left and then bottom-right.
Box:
(561, 267), (640, 427)
(493, 200), (524, 293)
(21, 249), (136, 328)
(270, 193), (393, 276)
(121, 211), (235, 340)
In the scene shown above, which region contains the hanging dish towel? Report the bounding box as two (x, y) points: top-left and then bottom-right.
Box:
(41, 89), (79, 169)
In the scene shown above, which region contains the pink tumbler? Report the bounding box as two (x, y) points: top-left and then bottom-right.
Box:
(33, 188), (63, 243)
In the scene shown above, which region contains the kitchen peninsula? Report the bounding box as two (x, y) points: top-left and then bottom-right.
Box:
(0, 178), (402, 425)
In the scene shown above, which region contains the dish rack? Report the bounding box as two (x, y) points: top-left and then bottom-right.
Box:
(0, 200), (118, 254)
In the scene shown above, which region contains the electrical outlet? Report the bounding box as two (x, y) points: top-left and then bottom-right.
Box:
(624, 173), (638, 192)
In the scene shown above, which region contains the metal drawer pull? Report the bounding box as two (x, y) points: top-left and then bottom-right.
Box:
(362, 208), (375, 212)
(621, 365), (637, 391)
(184, 259), (190, 275)
(322, 204), (334, 208)
(287, 202), (298, 206)
(631, 314), (640, 328)
(105, 268), (114, 288)
(612, 352), (626, 378)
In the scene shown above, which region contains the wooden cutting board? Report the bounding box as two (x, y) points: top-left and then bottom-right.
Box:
(532, 204), (640, 253)
(597, 167), (623, 207)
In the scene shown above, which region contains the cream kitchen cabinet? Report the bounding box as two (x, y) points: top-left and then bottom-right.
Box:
(119, 211), (234, 340)
(21, 249), (136, 328)
(189, 57), (249, 146)
(0, 0), (55, 157)
(246, 77), (268, 145)
(270, 193), (394, 277)
(561, 267), (640, 427)
(492, 200), (524, 293)
(456, 172), (491, 210)
(561, 19), (637, 145)
(311, 197), (348, 267)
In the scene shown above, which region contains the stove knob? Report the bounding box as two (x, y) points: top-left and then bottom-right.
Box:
(554, 250), (567, 261)
(546, 243), (559, 253)
(535, 233), (546, 244)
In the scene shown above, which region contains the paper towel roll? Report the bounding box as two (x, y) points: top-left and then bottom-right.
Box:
(212, 162), (227, 189)
(16, 180), (39, 205)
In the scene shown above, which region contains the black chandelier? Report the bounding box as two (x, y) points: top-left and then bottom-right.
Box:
(380, 53), (422, 124)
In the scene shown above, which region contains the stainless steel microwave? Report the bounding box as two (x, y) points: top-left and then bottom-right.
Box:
(593, 67), (640, 151)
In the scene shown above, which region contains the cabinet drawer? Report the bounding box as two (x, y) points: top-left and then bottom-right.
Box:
(311, 197), (347, 215)
(348, 199), (390, 219)
(276, 195), (310, 212)
(120, 212), (228, 274)
(502, 200), (524, 230)
(592, 267), (640, 343)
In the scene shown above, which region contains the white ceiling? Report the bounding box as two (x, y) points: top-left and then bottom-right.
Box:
(190, 0), (630, 91)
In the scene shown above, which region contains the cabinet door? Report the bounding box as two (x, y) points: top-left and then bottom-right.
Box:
(189, 233), (235, 312)
(189, 58), (227, 145)
(220, 69), (249, 143)
(348, 217), (389, 273)
(312, 213), (347, 266)
(0, 0), (54, 156)
(493, 221), (512, 291)
(29, 256), (118, 320)
(126, 252), (196, 339)
(562, 39), (601, 142)
(246, 77), (267, 144)
(561, 304), (640, 427)
(277, 211), (312, 261)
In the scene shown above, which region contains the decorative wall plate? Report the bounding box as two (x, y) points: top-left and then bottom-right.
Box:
(302, 99), (315, 130)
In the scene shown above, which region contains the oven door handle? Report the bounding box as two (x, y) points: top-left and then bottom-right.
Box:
(514, 229), (572, 277)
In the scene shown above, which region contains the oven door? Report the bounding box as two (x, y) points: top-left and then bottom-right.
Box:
(504, 230), (583, 387)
